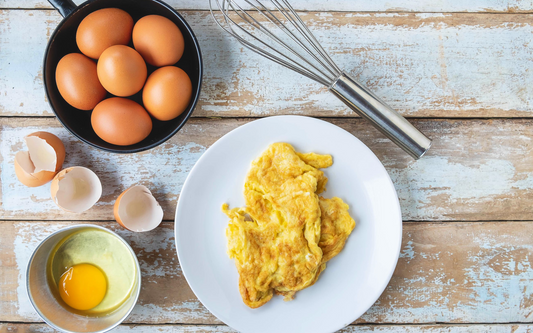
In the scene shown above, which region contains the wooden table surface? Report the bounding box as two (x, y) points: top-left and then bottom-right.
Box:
(1, 0), (533, 332)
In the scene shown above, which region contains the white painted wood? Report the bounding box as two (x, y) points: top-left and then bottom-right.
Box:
(2, 323), (533, 333)
(2, 0), (533, 12)
(2, 118), (533, 222)
(1, 10), (532, 118)
(2, 221), (533, 324)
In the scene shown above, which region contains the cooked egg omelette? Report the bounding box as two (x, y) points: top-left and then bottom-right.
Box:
(222, 143), (356, 308)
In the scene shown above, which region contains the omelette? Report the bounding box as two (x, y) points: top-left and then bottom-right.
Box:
(223, 143), (355, 308)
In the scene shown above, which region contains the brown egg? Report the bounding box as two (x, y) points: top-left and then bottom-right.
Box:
(142, 66), (192, 121)
(97, 45), (147, 97)
(91, 98), (152, 146)
(55, 53), (106, 110)
(76, 8), (134, 59)
(132, 15), (185, 67)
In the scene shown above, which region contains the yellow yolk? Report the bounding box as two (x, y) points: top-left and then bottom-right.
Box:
(59, 263), (107, 311)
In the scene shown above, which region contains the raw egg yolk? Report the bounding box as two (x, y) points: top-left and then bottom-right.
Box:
(59, 263), (107, 311)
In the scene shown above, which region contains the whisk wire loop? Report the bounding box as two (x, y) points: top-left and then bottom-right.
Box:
(209, 0), (338, 85)
(246, 0), (337, 81)
(240, 0), (336, 83)
(276, 0), (341, 74)
(268, 0), (338, 79)
(253, 0), (339, 81)
(209, 0), (433, 159)
(212, 0), (328, 84)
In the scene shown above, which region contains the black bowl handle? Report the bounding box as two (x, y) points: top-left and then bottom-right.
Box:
(48, 0), (77, 18)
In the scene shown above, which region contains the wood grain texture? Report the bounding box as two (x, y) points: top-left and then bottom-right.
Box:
(2, 0), (533, 12)
(1, 221), (532, 324)
(1, 0), (532, 332)
(1, 10), (532, 118)
(2, 117), (533, 222)
(2, 324), (533, 333)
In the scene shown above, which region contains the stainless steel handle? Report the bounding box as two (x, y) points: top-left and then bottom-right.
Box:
(330, 72), (432, 159)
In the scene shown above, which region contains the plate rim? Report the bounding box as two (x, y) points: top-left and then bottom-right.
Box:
(174, 115), (403, 333)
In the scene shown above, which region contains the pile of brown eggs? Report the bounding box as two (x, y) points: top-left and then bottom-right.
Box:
(55, 8), (192, 146)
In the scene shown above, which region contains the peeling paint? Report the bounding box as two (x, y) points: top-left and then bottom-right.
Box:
(4, 0), (533, 12)
(3, 323), (533, 333)
(360, 223), (533, 324)
(0, 124), (206, 220)
(4, 221), (533, 325)
(1, 11), (533, 117)
(3, 118), (533, 221)
(388, 156), (533, 220)
(130, 302), (215, 323)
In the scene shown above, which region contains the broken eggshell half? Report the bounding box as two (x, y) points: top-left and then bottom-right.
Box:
(14, 132), (65, 187)
(50, 167), (102, 213)
(114, 185), (163, 232)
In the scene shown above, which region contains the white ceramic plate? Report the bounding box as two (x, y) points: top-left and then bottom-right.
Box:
(175, 116), (402, 333)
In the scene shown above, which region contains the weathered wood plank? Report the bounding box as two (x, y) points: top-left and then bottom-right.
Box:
(2, 324), (533, 333)
(2, 117), (533, 222)
(2, 0), (533, 13)
(0, 222), (217, 325)
(1, 221), (532, 324)
(1, 10), (532, 118)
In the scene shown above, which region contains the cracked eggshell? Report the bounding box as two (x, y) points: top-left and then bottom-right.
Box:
(114, 185), (163, 232)
(13, 132), (65, 187)
(50, 167), (102, 213)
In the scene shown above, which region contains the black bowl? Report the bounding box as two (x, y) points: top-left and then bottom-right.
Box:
(44, 0), (203, 153)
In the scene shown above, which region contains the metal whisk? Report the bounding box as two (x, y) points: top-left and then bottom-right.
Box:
(209, 0), (432, 159)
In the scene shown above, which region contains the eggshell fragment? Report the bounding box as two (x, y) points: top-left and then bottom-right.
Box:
(51, 167), (102, 213)
(14, 132), (65, 187)
(14, 152), (52, 187)
(114, 185), (163, 232)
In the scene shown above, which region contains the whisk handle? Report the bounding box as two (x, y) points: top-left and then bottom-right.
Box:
(330, 72), (432, 159)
